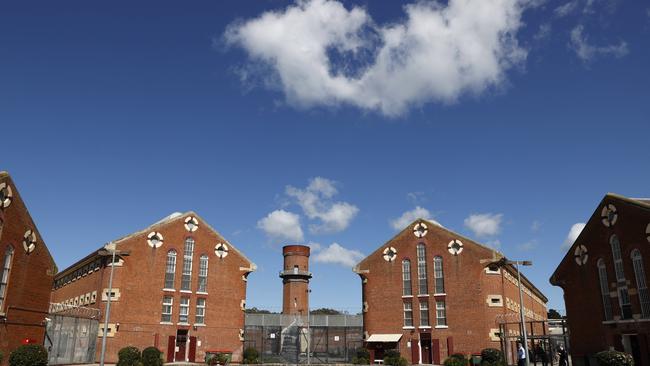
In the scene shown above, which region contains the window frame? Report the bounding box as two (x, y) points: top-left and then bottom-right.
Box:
(179, 297), (190, 324)
(416, 244), (428, 295)
(198, 254), (209, 293)
(435, 300), (447, 327)
(0, 245), (15, 314)
(195, 298), (206, 325)
(181, 238), (194, 291)
(631, 249), (650, 318)
(164, 250), (177, 290)
(597, 258), (613, 321)
(402, 259), (412, 296)
(161, 295), (173, 323)
(433, 256), (444, 294)
(419, 301), (430, 327)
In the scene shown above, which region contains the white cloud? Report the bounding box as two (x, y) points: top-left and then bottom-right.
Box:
(286, 177), (359, 233)
(533, 23), (551, 41)
(464, 213), (503, 237)
(390, 206), (442, 231)
(257, 209), (304, 242)
(569, 25), (628, 62)
(312, 242), (365, 267)
(485, 239), (502, 250)
(554, 0), (579, 17)
(225, 0), (528, 116)
(562, 223), (586, 250)
(531, 220), (542, 232)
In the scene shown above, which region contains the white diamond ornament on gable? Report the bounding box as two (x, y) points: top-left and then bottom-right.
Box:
(382, 247), (398, 262)
(413, 222), (428, 238)
(215, 243), (229, 259)
(147, 231), (164, 248)
(0, 183), (13, 209)
(447, 240), (464, 255)
(184, 216), (199, 232)
(23, 229), (37, 254)
(601, 204), (618, 227)
(574, 245), (588, 265)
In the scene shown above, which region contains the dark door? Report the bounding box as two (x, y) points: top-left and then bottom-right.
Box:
(421, 334), (432, 364)
(431, 339), (440, 365)
(411, 339), (420, 364)
(166, 336), (175, 363)
(175, 330), (188, 362)
(629, 335), (642, 366)
(189, 336), (197, 362)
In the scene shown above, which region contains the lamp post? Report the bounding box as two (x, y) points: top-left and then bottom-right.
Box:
(307, 288), (311, 366)
(98, 243), (130, 366)
(483, 257), (532, 366)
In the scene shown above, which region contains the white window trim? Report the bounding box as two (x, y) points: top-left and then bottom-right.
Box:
(159, 322), (173, 325)
(177, 322), (191, 326)
(402, 326), (415, 330)
(196, 291), (208, 295)
(402, 295), (414, 298)
(162, 288), (176, 292)
(418, 326), (432, 329)
(433, 293), (447, 297)
(180, 290), (193, 294)
(435, 325), (449, 329)
(417, 294), (430, 297)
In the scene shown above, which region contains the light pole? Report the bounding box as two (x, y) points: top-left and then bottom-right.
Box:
(307, 288), (311, 366)
(483, 257), (532, 366)
(98, 243), (130, 366)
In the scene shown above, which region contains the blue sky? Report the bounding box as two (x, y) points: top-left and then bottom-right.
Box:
(1, 0), (649, 314)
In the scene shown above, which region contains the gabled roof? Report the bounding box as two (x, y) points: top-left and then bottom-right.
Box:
(0, 171), (57, 271)
(550, 193), (650, 286)
(56, 211), (256, 278)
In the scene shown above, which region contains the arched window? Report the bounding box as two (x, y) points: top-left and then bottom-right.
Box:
(433, 256), (444, 294)
(181, 238), (194, 291)
(402, 260), (412, 296)
(631, 249), (650, 318)
(198, 255), (208, 293)
(164, 250), (177, 289)
(417, 243), (428, 295)
(597, 258), (613, 320)
(610, 235), (631, 319)
(0, 246), (15, 312)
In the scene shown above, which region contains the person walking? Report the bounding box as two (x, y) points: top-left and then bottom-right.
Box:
(558, 345), (568, 366)
(517, 341), (527, 366)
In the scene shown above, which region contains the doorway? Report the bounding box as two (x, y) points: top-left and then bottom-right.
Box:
(621, 334), (642, 366)
(175, 329), (189, 362)
(420, 333), (432, 364)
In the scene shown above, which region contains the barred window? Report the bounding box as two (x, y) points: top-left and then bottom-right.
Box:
(597, 259), (613, 321)
(610, 235), (632, 319)
(419, 302), (430, 326)
(179, 297), (190, 323)
(181, 238), (194, 291)
(436, 300), (447, 326)
(198, 255), (208, 293)
(417, 244), (428, 295)
(196, 298), (206, 324)
(631, 250), (650, 318)
(164, 250), (177, 289)
(404, 302), (413, 327)
(433, 256), (444, 294)
(402, 260), (412, 296)
(0, 246), (15, 312)
(161, 296), (173, 323)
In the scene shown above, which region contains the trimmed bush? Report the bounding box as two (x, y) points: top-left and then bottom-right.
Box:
(445, 354), (468, 366)
(243, 347), (259, 364)
(141, 347), (162, 366)
(8, 345), (48, 366)
(384, 350), (407, 366)
(118, 346), (141, 366)
(480, 348), (504, 366)
(595, 350), (634, 366)
(353, 348), (371, 364)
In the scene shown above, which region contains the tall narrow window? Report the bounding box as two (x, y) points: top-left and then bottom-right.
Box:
(181, 238), (194, 291)
(161, 296), (173, 323)
(419, 302), (430, 326)
(196, 298), (206, 324)
(179, 297), (190, 324)
(417, 244), (428, 295)
(0, 246), (14, 312)
(433, 256), (444, 294)
(436, 300), (447, 326)
(164, 250), (177, 289)
(597, 259), (613, 321)
(403, 302), (413, 327)
(610, 235), (632, 318)
(402, 260), (412, 296)
(198, 255), (208, 293)
(631, 250), (650, 318)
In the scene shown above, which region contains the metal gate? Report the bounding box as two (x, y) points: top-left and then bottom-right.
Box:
(497, 316), (570, 366)
(45, 303), (101, 365)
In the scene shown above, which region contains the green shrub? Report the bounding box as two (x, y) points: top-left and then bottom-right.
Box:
(206, 353), (230, 365)
(0, 351), (4, 364)
(595, 350), (634, 366)
(352, 348), (370, 364)
(243, 347), (259, 364)
(141, 347), (162, 366)
(480, 348), (504, 366)
(445, 354), (468, 366)
(118, 346), (141, 366)
(383, 350), (407, 366)
(8, 345), (48, 366)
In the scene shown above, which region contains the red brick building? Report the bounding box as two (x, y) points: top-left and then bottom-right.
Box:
(51, 212), (256, 363)
(550, 194), (650, 366)
(354, 219), (548, 364)
(0, 172), (57, 362)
